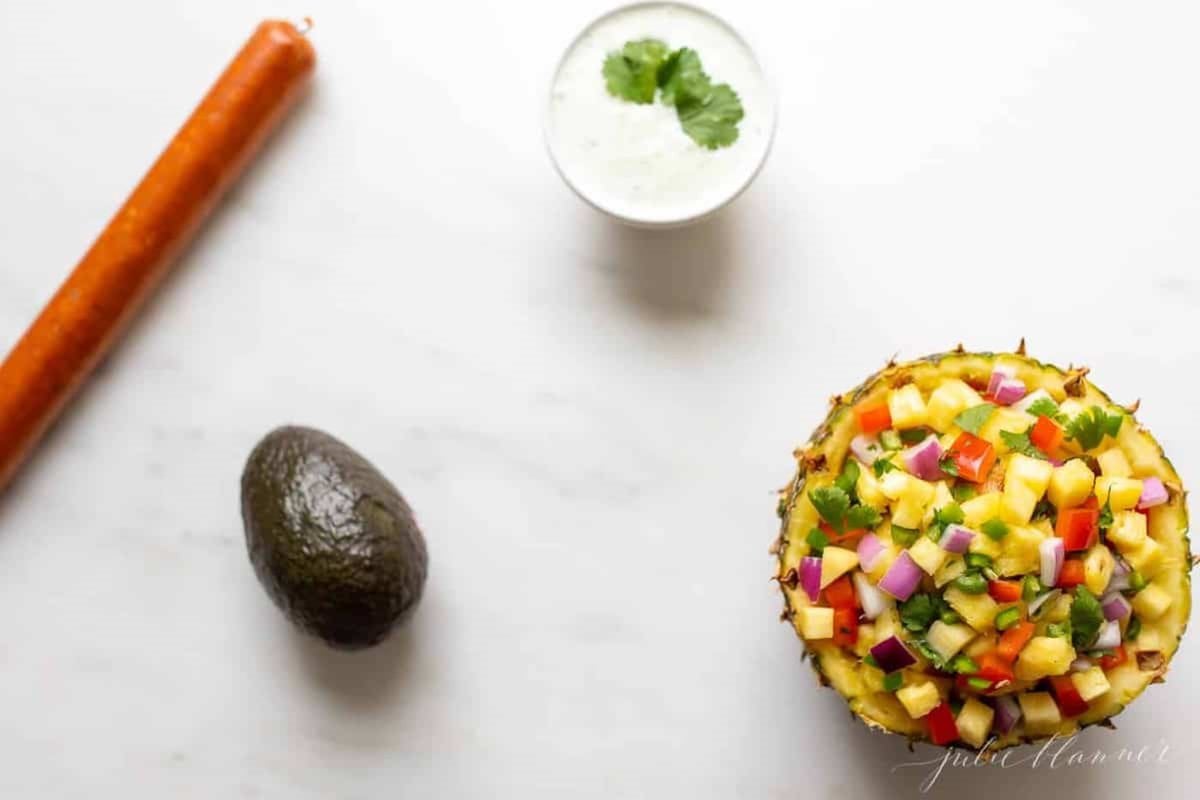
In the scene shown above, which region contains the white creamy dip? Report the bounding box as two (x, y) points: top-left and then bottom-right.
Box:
(547, 2), (774, 226)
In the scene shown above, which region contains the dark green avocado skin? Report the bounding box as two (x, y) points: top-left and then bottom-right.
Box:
(241, 426), (428, 650)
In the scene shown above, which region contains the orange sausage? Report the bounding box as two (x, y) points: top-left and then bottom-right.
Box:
(0, 20), (315, 492)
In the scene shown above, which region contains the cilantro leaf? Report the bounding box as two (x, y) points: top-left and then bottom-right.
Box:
(938, 453), (959, 477)
(1000, 428), (1046, 459)
(834, 459), (860, 498)
(1070, 586), (1104, 648)
(1098, 497), (1114, 530)
(951, 483), (977, 503)
(657, 47), (706, 106)
(873, 457), (898, 478)
(846, 505), (882, 531)
(603, 39), (670, 103)
(677, 82), (744, 149)
(954, 403), (996, 435)
(899, 593), (939, 632)
(808, 486), (849, 532)
(911, 637), (950, 671)
(806, 527), (829, 554)
(1065, 406), (1124, 452)
(1026, 397), (1067, 423)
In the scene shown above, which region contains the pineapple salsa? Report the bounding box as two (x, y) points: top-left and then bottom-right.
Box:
(774, 350), (1191, 749)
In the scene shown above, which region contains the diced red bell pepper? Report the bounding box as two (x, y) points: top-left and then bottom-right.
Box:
(855, 401), (892, 435)
(996, 621), (1036, 663)
(1049, 675), (1089, 717)
(987, 580), (1023, 603)
(975, 651), (1015, 684)
(1099, 643), (1128, 670)
(819, 521), (867, 548)
(1057, 559), (1085, 588)
(832, 606), (859, 647)
(926, 701), (960, 745)
(1030, 415), (1064, 455)
(823, 574), (858, 609)
(1056, 506), (1099, 552)
(946, 432), (998, 484)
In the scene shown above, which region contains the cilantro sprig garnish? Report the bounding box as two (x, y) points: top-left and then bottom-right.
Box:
(1070, 586), (1104, 648)
(953, 403), (996, 435)
(1065, 406), (1124, 451)
(1000, 428), (1047, 459)
(603, 40), (744, 149)
(808, 485), (881, 534)
(1026, 397), (1067, 423)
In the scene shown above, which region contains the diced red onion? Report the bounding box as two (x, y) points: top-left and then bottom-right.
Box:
(992, 377), (1028, 406)
(857, 534), (886, 573)
(901, 435), (943, 481)
(852, 570), (892, 620)
(1094, 619), (1121, 650)
(1137, 477), (1168, 510)
(869, 635), (917, 673)
(1048, 456), (1064, 468)
(1106, 554), (1131, 592)
(1101, 592), (1132, 621)
(850, 434), (883, 466)
(994, 695), (1021, 734)
(878, 552), (922, 601)
(987, 365), (1017, 396)
(1028, 588), (1061, 617)
(1070, 657), (1093, 672)
(799, 557), (821, 602)
(939, 524), (975, 554)
(1040, 537), (1064, 587)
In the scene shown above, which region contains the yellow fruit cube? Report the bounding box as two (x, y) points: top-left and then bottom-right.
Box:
(1014, 636), (1076, 681)
(961, 492), (1002, 527)
(880, 470), (934, 503)
(1131, 583), (1173, 620)
(1047, 459), (1095, 510)
(927, 621), (976, 660)
(856, 466), (889, 509)
(969, 529), (1004, 559)
(964, 633), (998, 659)
(981, 408), (1035, 450)
(1124, 537), (1163, 577)
(819, 546), (860, 588)
(944, 586), (999, 633)
(1135, 625), (1162, 652)
(865, 541), (899, 582)
(908, 536), (948, 575)
(921, 482), (955, 528)
(1115, 422), (1162, 476)
(1041, 592), (1074, 624)
(1106, 511), (1147, 553)
(795, 607), (834, 639)
(956, 697), (996, 749)
(888, 385), (929, 430)
(1001, 481), (1039, 525)
(1007, 454), (1054, 496)
(1094, 476), (1143, 511)
(995, 526), (1045, 577)
(896, 681), (942, 719)
(854, 623), (876, 658)
(1097, 449), (1133, 478)
(934, 555), (966, 588)
(926, 379), (984, 432)
(1070, 667), (1111, 703)
(1019, 692), (1063, 735)
(1082, 544), (1115, 596)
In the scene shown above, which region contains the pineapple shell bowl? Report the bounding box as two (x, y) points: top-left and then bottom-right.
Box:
(772, 348), (1192, 749)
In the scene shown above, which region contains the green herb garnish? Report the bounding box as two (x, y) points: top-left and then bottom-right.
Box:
(899, 593), (940, 632)
(1069, 586), (1104, 648)
(882, 671), (903, 692)
(603, 39), (670, 104)
(1000, 428), (1046, 459)
(1065, 406), (1124, 451)
(1125, 615), (1142, 641)
(899, 428), (930, 445)
(806, 527), (829, 554)
(873, 457), (898, 478)
(1045, 621), (1072, 639)
(1026, 396), (1067, 423)
(953, 403), (996, 435)
(807, 485), (880, 534)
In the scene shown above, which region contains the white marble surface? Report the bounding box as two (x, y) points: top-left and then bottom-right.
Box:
(0, 0), (1197, 797)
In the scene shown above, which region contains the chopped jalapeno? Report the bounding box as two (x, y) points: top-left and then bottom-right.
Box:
(1127, 571), (1148, 593)
(891, 525), (920, 547)
(806, 528), (829, 554)
(964, 552), (993, 571)
(953, 572), (988, 594)
(880, 430), (902, 451)
(1124, 616), (1142, 641)
(949, 654), (979, 674)
(995, 607), (1021, 631)
(882, 672), (903, 692)
(1021, 575), (1042, 603)
(981, 518), (1008, 541)
(967, 676), (993, 691)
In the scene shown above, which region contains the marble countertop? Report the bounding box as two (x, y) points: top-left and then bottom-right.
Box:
(1, 0), (1197, 797)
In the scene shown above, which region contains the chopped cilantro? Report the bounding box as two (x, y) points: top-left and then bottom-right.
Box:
(1026, 396), (1067, 423)
(938, 454), (960, 477)
(677, 83), (744, 149)
(1070, 586), (1104, 648)
(950, 483), (977, 503)
(834, 459), (860, 497)
(807, 485), (879, 533)
(1032, 498), (1056, 522)
(873, 457), (898, 478)
(1045, 621), (1072, 639)
(882, 671), (904, 692)
(603, 39), (670, 103)
(806, 527), (829, 554)
(1000, 428), (1046, 459)
(899, 428), (930, 445)
(911, 637), (949, 670)
(1098, 496), (1114, 531)
(863, 653), (879, 668)
(981, 518), (1009, 541)
(846, 504), (882, 531)
(899, 593), (940, 632)
(1065, 406), (1124, 451)
(656, 47), (704, 105)
(953, 403), (996, 435)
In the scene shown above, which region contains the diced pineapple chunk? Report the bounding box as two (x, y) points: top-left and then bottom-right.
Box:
(1097, 449), (1133, 478)
(969, 529), (1003, 559)
(1082, 544), (1115, 596)
(1071, 667), (1111, 703)
(927, 621), (976, 660)
(888, 384), (929, 430)
(819, 546), (860, 588)
(854, 623), (876, 658)
(934, 555), (966, 588)
(980, 408), (1035, 450)
(896, 681), (942, 719)
(856, 466), (889, 509)
(880, 472), (937, 530)
(1131, 582), (1173, 620)
(1019, 692), (1063, 735)
(908, 536), (947, 575)
(1007, 454), (1054, 496)
(866, 541), (900, 581)
(964, 633), (997, 659)
(1135, 625), (1162, 652)
(961, 492), (1002, 527)
(1115, 421), (1162, 476)
(994, 526), (1045, 577)
(956, 697), (995, 749)
(1106, 511), (1147, 553)
(926, 379), (984, 432)
(1040, 593), (1074, 623)
(795, 607), (834, 639)
(1001, 480), (1040, 525)
(1094, 476), (1143, 511)
(1124, 536), (1163, 577)
(921, 482), (955, 528)
(944, 586), (999, 633)
(1047, 459), (1095, 510)
(1014, 636), (1076, 680)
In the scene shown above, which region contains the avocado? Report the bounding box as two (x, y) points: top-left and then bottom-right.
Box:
(240, 426), (427, 650)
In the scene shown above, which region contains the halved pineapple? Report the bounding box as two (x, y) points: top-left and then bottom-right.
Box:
(774, 348), (1192, 750)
